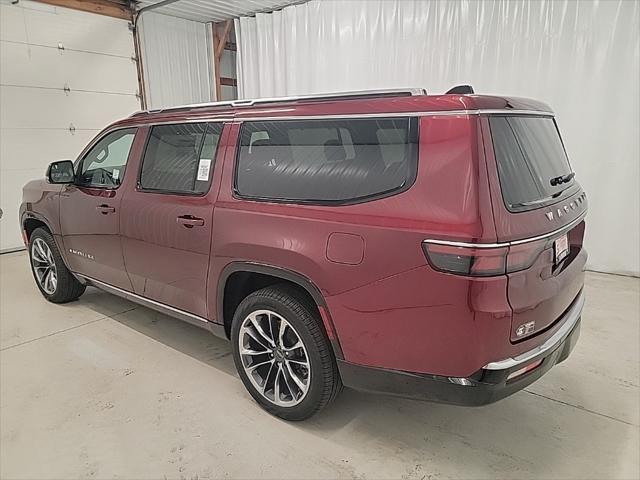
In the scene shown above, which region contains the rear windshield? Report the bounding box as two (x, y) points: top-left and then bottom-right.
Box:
(489, 116), (574, 210)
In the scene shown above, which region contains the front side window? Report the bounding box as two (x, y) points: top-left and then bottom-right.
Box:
(235, 117), (418, 203)
(76, 128), (136, 188)
(140, 123), (222, 194)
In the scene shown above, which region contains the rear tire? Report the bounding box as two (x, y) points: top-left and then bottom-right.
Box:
(231, 285), (341, 421)
(28, 228), (85, 303)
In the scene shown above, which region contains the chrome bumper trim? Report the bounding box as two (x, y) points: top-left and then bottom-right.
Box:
(484, 290), (585, 370)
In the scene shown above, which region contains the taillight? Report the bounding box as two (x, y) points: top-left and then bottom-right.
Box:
(506, 240), (546, 272)
(422, 239), (546, 277)
(422, 243), (508, 277)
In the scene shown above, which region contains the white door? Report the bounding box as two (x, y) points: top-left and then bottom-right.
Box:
(0, 0), (140, 251)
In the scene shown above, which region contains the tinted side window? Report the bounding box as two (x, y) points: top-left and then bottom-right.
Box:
(235, 117), (418, 203)
(140, 123), (222, 194)
(77, 128), (136, 188)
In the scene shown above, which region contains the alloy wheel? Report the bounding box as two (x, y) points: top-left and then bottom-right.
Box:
(31, 238), (57, 295)
(238, 309), (311, 406)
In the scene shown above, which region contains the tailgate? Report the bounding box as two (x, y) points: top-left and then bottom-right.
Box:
(507, 217), (587, 341)
(483, 114), (588, 342)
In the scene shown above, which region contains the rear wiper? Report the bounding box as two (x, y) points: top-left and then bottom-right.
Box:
(550, 172), (575, 186)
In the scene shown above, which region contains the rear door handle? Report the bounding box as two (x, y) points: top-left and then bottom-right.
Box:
(96, 204), (116, 214)
(177, 215), (205, 228)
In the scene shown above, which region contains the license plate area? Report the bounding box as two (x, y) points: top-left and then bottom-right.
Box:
(554, 234), (569, 265)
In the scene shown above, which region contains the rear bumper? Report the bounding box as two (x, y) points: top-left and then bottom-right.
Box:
(338, 291), (583, 406)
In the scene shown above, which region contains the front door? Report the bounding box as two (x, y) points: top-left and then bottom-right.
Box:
(120, 122), (226, 319)
(59, 127), (138, 290)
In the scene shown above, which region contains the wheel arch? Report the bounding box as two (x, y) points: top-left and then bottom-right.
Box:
(217, 262), (343, 359)
(23, 214), (53, 240)
(22, 213), (73, 273)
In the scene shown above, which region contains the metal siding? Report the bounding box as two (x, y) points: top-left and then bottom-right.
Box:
(138, 12), (214, 109)
(137, 0), (304, 22)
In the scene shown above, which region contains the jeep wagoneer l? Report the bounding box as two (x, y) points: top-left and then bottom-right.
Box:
(20, 87), (587, 420)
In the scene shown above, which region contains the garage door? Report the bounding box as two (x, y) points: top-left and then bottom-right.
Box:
(0, 0), (140, 251)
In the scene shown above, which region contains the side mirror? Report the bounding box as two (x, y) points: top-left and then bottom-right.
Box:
(47, 160), (75, 184)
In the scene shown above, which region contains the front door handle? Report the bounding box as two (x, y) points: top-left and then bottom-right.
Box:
(177, 215), (205, 228)
(96, 204), (116, 214)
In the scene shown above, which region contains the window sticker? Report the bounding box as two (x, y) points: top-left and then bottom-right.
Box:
(197, 159), (211, 181)
(112, 168), (120, 181)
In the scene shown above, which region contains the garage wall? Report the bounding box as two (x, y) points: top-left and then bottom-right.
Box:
(0, 0), (140, 251)
(235, 0), (640, 276)
(138, 12), (215, 109)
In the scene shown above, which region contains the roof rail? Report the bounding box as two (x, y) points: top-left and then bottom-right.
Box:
(131, 88), (427, 117)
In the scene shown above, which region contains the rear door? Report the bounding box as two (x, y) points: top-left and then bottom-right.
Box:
(482, 114), (588, 342)
(120, 122), (226, 319)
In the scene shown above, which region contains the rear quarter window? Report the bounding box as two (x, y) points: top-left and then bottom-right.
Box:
(235, 117), (418, 204)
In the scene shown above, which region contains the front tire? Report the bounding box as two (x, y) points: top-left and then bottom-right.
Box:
(29, 228), (85, 303)
(231, 285), (341, 421)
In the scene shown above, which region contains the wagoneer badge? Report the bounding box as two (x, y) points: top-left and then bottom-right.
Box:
(516, 321), (536, 337)
(69, 249), (94, 261)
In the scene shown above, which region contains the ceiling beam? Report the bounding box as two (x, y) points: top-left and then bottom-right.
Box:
(136, 0), (183, 15)
(34, 0), (133, 21)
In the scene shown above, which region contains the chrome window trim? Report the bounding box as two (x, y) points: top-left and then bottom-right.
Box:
(234, 109), (553, 122)
(483, 290), (584, 370)
(476, 109), (554, 116)
(126, 109), (554, 128)
(423, 211), (587, 249)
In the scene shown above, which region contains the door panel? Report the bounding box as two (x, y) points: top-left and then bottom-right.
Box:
(60, 186), (130, 288)
(60, 127), (140, 290)
(120, 123), (228, 319)
(120, 194), (213, 317)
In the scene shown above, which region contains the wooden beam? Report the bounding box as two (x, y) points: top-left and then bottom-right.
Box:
(212, 23), (221, 101)
(215, 20), (233, 60)
(132, 18), (147, 110)
(35, 0), (133, 21)
(212, 20), (232, 101)
(220, 77), (237, 87)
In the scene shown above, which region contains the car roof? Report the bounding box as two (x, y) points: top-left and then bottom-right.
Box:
(111, 89), (553, 129)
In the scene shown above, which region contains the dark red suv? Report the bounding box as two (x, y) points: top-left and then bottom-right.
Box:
(20, 87), (587, 420)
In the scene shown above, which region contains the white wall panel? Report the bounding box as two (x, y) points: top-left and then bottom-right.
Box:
(1, 43), (138, 94)
(1, 87), (138, 130)
(236, 0), (640, 276)
(1, 130), (98, 173)
(0, 1), (134, 56)
(138, 12), (214, 108)
(0, 1), (140, 251)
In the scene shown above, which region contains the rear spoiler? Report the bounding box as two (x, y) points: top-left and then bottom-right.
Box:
(446, 85), (475, 94)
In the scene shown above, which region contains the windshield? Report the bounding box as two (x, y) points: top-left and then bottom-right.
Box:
(489, 116), (574, 209)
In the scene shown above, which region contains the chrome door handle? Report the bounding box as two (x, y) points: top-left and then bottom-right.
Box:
(177, 215), (205, 228)
(96, 204), (116, 214)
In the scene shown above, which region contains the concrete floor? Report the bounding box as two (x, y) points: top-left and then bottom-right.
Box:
(0, 251), (638, 480)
